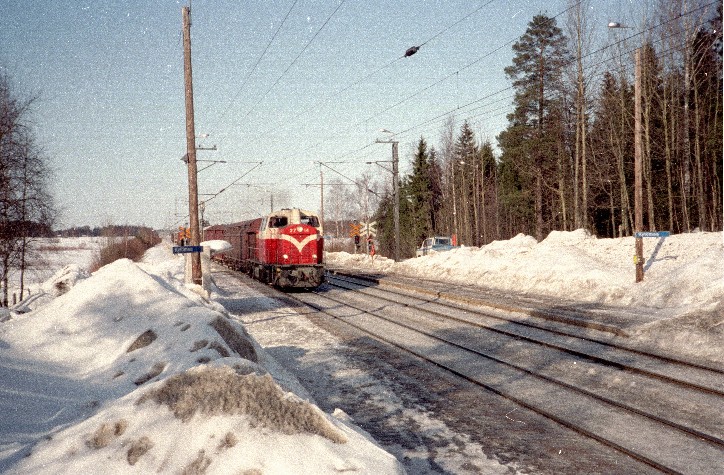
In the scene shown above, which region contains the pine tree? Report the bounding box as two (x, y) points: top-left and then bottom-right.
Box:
(427, 145), (444, 235)
(477, 140), (497, 244)
(405, 137), (433, 246)
(453, 121), (477, 245)
(499, 14), (570, 240)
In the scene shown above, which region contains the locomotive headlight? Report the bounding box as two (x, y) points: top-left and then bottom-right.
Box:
(313, 254), (317, 259)
(283, 254), (289, 260)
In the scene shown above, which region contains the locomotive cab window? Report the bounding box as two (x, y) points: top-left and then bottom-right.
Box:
(269, 216), (288, 228)
(300, 214), (319, 228)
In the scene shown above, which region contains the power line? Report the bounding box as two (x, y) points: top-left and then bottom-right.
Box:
(200, 0), (718, 212)
(212, 0), (300, 130)
(418, 0), (499, 49)
(321, 0), (717, 166)
(248, 0), (500, 151)
(202, 161), (263, 205)
(232, 0), (348, 129)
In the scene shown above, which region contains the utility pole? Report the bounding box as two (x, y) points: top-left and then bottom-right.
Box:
(634, 48), (644, 282)
(376, 135), (400, 261)
(608, 23), (642, 280)
(392, 141), (399, 262)
(182, 6), (202, 285)
(319, 166), (324, 230)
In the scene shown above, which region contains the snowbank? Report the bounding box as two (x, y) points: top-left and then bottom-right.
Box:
(326, 230), (724, 363)
(0, 246), (404, 474)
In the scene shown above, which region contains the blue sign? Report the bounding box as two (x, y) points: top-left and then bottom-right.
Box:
(635, 231), (670, 238)
(173, 246), (203, 254)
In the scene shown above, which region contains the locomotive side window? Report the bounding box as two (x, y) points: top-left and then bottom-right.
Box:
(300, 213), (319, 228)
(269, 216), (288, 228)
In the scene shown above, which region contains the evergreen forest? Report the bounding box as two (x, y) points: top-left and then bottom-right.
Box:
(364, 3), (722, 258)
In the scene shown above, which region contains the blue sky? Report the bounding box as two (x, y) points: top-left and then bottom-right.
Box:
(2, 0), (629, 229)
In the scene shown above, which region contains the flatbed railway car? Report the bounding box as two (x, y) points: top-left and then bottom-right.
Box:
(207, 208), (324, 288)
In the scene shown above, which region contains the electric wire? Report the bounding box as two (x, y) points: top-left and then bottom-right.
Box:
(200, 1), (717, 216)
(212, 0), (300, 131)
(249, 0), (499, 150)
(419, 0), (498, 49)
(202, 161), (263, 205)
(300, 37), (517, 158)
(225, 2), (708, 196)
(232, 0), (348, 130)
(295, 2), (588, 154)
(403, 28), (699, 151)
(331, 1), (585, 147)
(330, 0), (718, 164)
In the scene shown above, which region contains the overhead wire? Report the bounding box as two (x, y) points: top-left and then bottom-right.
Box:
(212, 0), (300, 130)
(419, 0), (498, 48)
(250, 0), (500, 155)
(205, 0), (572, 215)
(202, 161), (263, 205)
(350, 0), (584, 136)
(345, 1), (717, 160)
(232, 0), (348, 128)
(325, 0), (717, 165)
(198, 0), (505, 194)
(210, 0), (346, 156)
(204, 0), (716, 214)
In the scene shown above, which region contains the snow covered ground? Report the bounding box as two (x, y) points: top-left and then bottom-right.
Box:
(0, 229), (721, 474)
(0, 243), (404, 474)
(327, 230), (724, 365)
(3, 237), (102, 305)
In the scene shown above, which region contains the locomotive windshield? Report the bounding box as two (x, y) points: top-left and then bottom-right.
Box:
(300, 213), (319, 228)
(269, 216), (288, 228)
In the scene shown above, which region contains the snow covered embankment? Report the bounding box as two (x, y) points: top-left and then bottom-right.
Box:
(0, 247), (404, 474)
(327, 230), (724, 364)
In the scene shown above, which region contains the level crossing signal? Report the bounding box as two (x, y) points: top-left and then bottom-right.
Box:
(177, 226), (191, 244)
(360, 221), (376, 237)
(350, 221), (376, 237)
(349, 223), (361, 237)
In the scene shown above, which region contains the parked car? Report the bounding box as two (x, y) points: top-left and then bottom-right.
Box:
(416, 236), (457, 257)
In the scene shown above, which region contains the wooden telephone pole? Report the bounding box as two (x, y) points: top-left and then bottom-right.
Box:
(182, 6), (202, 285)
(634, 48), (644, 282)
(375, 138), (400, 261)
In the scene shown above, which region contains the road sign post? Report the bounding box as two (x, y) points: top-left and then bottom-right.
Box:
(632, 231), (670, 282)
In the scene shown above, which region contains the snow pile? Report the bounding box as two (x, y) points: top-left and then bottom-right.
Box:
(200, 239), (233, 255)
(40, 264), (91, 296)
(327, 230), (724, 363)
(0, 247), (404, 474)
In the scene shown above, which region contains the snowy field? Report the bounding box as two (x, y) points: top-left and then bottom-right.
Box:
(3, 237), (102, 304)
(0, 229), (721, 474)
(327, 229), (724, 365)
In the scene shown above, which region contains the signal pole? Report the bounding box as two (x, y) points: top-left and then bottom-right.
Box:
(182, 6), (202, 285)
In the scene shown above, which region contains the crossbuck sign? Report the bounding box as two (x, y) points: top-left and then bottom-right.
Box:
(360, 221), (377, 237)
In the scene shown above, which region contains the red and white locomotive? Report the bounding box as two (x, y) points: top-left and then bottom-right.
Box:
(205, 208), (324, 288)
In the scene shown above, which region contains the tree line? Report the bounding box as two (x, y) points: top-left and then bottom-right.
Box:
(1, 72), (55, 306)
(366, 2), (721, 258)
(55, 225), (159, 239)
(1, 71), (163, 304)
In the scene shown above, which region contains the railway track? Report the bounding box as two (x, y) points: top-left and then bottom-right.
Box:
(280, 271), (724, 474)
